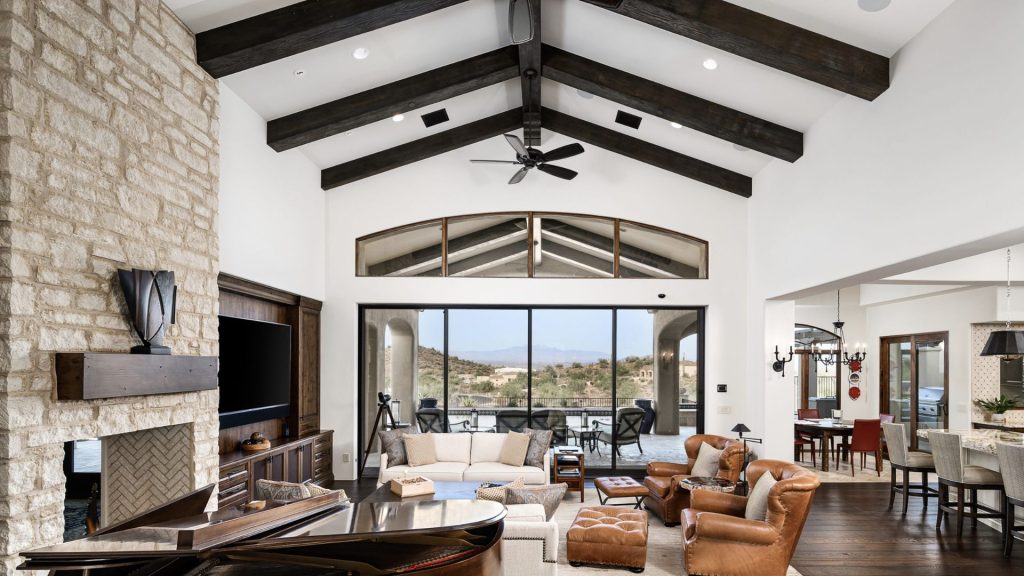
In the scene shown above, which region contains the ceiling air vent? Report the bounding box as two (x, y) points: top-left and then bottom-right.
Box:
(421, 109), (450, 128)
(615, 110), (642, 130)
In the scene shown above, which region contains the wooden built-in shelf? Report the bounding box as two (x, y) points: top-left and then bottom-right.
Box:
(55, 352), (218, 401)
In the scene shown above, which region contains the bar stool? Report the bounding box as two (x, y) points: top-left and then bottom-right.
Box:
(996, 443), (1024, 557)
(882, 423), (938, 515)
(929, 431), (1006, 537)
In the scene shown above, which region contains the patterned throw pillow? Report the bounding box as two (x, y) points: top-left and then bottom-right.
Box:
(522, 428), (553, 469)
(475, 476), (526, 503)
(505, 483), (568, 520)
(378, 426), (417, 468)
(255, 479), (310, 502)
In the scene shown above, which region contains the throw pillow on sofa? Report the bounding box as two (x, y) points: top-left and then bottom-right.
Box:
(690, 442), (723, 477)
(475, 476), (526, 503)
(499, 431), (531, 466)
(744, 472), (778, 521)
(378, 426), (417, 467)
(404, 433), (438, 467)
(522, 428), (554, 468)
(505, 483), (568, 520)
(255, 479), (310, 502)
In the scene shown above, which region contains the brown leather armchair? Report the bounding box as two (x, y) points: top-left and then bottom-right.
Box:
(682, 459), (821, 576)
(643, 434), (745, 526)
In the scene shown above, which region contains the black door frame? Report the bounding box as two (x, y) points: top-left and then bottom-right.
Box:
(357, 304), (706, 476)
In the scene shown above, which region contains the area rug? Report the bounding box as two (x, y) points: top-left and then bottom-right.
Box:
(550, 490), (802, 575)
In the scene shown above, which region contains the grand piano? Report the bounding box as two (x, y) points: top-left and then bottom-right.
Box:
(21, 485), (505, 575)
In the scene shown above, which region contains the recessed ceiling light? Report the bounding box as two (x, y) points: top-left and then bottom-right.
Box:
(392, 114), (405, 122)
(702, 58), (718, 71)
(669, 122), (683, 129)
(293, 69), (306, 77)
(857, 0), (891, 12)
(352, 47), (370, 60)
(733, 144), (750, 152)
(576, 89), (594, 99)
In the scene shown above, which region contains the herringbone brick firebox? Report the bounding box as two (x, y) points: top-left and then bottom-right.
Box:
(102, 424), (195, 525)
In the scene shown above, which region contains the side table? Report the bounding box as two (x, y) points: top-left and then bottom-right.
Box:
(553, 448), (585, 502)
(679, 476), (736, 493)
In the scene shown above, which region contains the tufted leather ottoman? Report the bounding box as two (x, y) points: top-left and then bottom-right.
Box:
(595, 476), (648, 509)
(567, 506), (648, 573)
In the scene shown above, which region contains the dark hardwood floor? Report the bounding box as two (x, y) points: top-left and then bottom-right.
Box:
(793, 483), (1021, 576)
(336, 477), (1021, 575)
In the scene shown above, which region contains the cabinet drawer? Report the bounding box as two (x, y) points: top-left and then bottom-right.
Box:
(218, 466), (248, 492)
(217, 482), (248, 508)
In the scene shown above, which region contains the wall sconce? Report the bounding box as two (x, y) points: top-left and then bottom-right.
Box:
(772, 345), (793, 377)
(660, 350), (674, 368)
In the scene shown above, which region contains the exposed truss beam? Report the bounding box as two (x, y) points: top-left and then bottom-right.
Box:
(268, 47), (519, 152)
(370, 219), (526, 276)
(196, 0), (470, 78)
(541, 107), (751, 197)
(518, 0), (543, 145)
(321, 109), (522, 190)
(585, 0), (889, 100)
(541, 45), (802, 162)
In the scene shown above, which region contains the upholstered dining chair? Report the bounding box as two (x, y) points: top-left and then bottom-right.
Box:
(929, 431), (1005, 537)
(996, 443), (1024, 556)
(643, 434), (746, 526)
(840, 419), (882, 476)
(881, 422), (937, 515)
(796, 408), (833, 457)
(682, 460), (821, 576)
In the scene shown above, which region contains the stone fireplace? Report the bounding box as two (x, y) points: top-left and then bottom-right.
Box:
(0, 0), (220, 573)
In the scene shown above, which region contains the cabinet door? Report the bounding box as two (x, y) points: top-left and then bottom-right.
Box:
(251, 452), (286, 483)
(300, 442), (314, 482)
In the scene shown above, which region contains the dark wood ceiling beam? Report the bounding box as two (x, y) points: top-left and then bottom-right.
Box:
(518, 0), (543, 146)
(196, 0), (470, 78)
(541, 44), (802, 162)
(268, 47), (519, 152)
(541, 107), (751, 197)
(321, 109), (522, 190)
(586, 0), (889, 100)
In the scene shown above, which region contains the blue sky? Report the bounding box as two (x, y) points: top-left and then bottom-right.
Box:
(413, 309), (698, 360)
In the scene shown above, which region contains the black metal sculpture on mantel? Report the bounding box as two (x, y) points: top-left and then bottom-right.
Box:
(117, 268), (177, 355)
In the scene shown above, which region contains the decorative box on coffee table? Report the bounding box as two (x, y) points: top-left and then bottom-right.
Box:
(390, 476), (435, 498)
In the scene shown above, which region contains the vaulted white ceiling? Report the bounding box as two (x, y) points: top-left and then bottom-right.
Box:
(167, 0), (955, 177)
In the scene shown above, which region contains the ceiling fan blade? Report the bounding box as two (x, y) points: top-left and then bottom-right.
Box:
(537, 163), (578, 180)
(504, 134), (529, 158)
(471, 159), (519, 164)
(508, 167), (530, 185)
(540, 143), (584, 162)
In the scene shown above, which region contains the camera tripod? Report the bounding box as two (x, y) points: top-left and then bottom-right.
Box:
(359, 392), (399, 477)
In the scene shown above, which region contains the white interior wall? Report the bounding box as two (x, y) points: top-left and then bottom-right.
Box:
(322, 132), (750, 479)
(747, 0), (1024, 456)
(218, 84), (327, 299)
(864, 286), (996, 431)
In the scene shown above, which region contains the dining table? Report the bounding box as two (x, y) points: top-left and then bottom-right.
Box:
(794, 419), (854, 472)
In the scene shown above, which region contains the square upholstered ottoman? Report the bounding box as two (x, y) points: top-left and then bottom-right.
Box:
(567, 506), (648, 573)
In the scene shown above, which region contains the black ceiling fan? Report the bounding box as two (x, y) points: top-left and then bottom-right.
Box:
(471, 134), (584, 184)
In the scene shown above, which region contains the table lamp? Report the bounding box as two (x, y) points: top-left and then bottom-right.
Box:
(731, 423), (762, 488)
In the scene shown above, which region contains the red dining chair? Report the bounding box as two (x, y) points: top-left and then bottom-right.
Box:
(797, 408), (836, 460)
(794, 436), (816, 467)
(844, 419), (882, 477)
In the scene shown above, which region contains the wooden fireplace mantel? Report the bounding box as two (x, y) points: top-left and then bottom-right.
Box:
(55, 352), (218, 401)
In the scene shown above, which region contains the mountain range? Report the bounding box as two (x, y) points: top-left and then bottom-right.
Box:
(452, 345), (610, 367)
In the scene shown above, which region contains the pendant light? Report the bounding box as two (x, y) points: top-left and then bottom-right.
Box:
(981, 248), (1024, 357)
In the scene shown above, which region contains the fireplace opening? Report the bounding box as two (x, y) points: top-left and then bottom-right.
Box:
(62, 439), (101, 541)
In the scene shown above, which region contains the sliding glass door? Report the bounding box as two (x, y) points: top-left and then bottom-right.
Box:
(880, 332), (948, 451)
(358, 305), (704, 475)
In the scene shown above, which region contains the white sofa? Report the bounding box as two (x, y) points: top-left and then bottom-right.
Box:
(378, 432), (549, 485)
(503, 503), (558, 576)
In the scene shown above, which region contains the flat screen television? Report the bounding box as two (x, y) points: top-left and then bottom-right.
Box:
(218, 315), (291, 428)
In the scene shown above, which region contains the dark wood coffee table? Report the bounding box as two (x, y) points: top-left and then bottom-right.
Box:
(363, 480), (487, 503)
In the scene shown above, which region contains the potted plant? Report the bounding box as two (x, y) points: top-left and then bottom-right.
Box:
(974, 394), (1019, 423)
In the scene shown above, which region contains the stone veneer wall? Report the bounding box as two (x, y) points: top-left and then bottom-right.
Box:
(0, 0), (219, 572)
